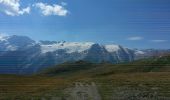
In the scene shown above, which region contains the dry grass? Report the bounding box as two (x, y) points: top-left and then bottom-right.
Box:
(0, 72), (170, 99)
(0, 56), (170, 99)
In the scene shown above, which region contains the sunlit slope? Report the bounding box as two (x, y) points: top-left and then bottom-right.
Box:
(40, 55), (170, 76)
(0, 55), (170, 99)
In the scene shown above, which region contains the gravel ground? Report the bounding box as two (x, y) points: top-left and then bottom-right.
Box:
(64, 82), (101, 100)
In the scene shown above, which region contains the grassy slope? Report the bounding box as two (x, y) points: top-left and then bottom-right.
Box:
(0, 56), (170, 99)
(39, 56), (170, 77)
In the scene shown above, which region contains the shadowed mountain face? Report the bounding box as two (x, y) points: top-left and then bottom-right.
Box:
(0, 35), (169, 74)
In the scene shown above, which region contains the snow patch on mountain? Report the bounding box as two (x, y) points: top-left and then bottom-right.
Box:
(135, 50), (145, 55)
(104, 44), (120, 52)
(6, 45), (18, 51)
(0, 35), (36, 51)
(0, 34), (9, 41)
(40, 42), (95, 53)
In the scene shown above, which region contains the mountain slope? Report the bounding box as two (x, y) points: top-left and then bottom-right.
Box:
(0, 35), (169, 74)
(0, 35), (135, 74)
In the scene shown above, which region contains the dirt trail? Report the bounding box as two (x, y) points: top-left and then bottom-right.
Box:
(64, 82), (101, 100)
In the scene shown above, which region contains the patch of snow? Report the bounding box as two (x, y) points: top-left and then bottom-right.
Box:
(56, 53), (59, 56)
(104, 44), (120, 52)
(0, 34), (8, 41)
(40, 42), (95, 53)
(135, 50), (145, 55)
(6, 45), (18, 51)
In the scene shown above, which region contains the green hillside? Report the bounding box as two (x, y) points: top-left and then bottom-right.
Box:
(0, 56), (170, 100)
(40, 55), (170, 77)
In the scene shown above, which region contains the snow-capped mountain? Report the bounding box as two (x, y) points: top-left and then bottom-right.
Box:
(0, 35), (36, 51)
(2, 35), (167, 74)
(38, 40), (135, 63)
(39, 41), (95, 54)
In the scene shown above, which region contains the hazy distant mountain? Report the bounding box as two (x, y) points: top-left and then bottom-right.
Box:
(134, 49), (170, 60)
(0, 35), (169, 74)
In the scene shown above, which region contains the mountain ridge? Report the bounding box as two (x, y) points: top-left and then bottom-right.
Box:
(0, 35), (169, 74)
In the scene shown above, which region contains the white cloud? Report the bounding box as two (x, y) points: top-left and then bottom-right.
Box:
(34, 2), (68, 16)
(127, 36), (143, 41)
(151, 40), (168, 43)
(0, 0), (30, 16)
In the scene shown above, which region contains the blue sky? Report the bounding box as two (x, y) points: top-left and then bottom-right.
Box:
(0, 0), (170, 49)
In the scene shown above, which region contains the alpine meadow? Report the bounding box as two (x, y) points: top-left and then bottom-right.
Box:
(0, 0), (170, 100)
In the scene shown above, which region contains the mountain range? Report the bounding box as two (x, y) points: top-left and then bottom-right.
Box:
(0, 35), (169, 74)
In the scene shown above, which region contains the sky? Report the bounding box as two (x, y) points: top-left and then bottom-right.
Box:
(0, 0), (170, 49)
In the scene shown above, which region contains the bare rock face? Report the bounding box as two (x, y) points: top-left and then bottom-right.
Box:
(64, 82), (101, 100)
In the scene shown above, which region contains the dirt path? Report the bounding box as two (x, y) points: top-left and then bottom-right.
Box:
(64, 82), (101, 100)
